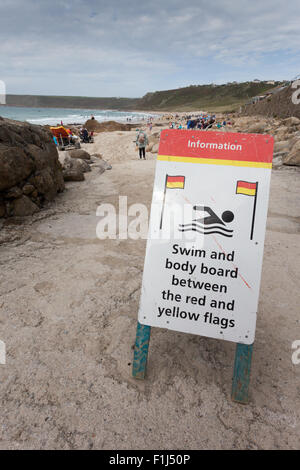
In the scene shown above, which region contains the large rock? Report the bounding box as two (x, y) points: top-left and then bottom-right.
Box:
(73, 158), (91, 173)
(274, 126), (289, 141)
(62, 155), (85, 181)
(283, 117), (300, 127)
(283, 140), (300, 166)
(90, 153), (103, 160)
(68, 149), (91, 160)
(63, 155), (91, 174)
(247, 122), (268, 134)
(0, 146), (34, 191)
(62, 169), (85, 181)
(99, 160), (112, 170)
(151, 143), (159, 154)
(22, 183), (35, 195)
(9, 195), (39, 216)
(274, 140), (291, 153)
(0, 196), (5, 217)
(89, 154), (112, 173)
(5, 186), (23, 199)
(0, 118), (65, 217)
(148, 132), (160, 145)
(97, 160), (112, 174)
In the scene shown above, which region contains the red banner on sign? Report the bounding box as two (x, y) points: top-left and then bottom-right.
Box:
(158, 130), (274, 168)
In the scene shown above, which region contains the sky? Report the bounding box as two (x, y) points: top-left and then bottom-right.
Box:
(0, 0), (300, 97)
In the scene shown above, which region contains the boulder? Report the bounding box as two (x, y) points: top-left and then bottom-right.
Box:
(151, 143), (159, 154)
(247, 122), (267, 134)
(95, 160), (112, 175)
(274, 141), (291, 153)
(283, 117), (300, 127)
(272, 155), (283, 168)
(283, 140), (300, 166)
(62, 169), (85, 182)
(9, 195), (39, 216)
(91, 153), (103, 160)
(148, 132), (160, 145)
(146, 143), (153, 152)
(22, 183), (35, 195)
(65, 156), (91, 173)
(274, 126), (289, 141)
(0, 118), (65, 218)
(63, 155), (91, 173)
(0, 197), (6, 217)
(5, 186), (23, 199)
(74, 158), (91, 173)
(62, 156), (86, 181)
(99, 160), (112, 170)
(34, 167), (63, 201)
(68, 149), (91, 160)
(0, 146), (34, 191)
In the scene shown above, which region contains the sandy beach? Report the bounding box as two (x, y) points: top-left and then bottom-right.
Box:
(0, 120), (299, 449)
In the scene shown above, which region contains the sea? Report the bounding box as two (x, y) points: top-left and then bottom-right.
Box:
(0, 106), (156, 126)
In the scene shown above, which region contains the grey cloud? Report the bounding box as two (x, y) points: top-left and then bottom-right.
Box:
(0, 0), (299, 96)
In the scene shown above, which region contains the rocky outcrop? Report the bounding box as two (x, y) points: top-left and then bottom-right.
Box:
(283, 140), (300, 166)
(85, 119), (137, 133)
(0, 118), (64, 217)
(247, 122), (268, 134)
(220, 114), (300, 169)
(282, 117), (300, 127)
(274, 140), (291, 153)
(243, 84), (300, 119)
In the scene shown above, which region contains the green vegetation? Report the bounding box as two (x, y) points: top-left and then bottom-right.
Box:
(5, 81), (282, 112)
(136, 82), (282, 112)
(6, 94), (139, 110)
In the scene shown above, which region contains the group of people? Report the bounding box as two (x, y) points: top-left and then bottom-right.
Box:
(186, 116), (216, 129)
(167, 114), (232, 131)
(134, 113), (233, 160)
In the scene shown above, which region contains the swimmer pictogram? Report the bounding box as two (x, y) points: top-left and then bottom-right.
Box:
(179, 205), (234, 238)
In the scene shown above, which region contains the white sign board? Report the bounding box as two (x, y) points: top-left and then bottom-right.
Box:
(138, 130), (274, 344)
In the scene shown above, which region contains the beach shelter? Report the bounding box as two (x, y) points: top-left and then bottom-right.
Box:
(50, 126), (72, 146)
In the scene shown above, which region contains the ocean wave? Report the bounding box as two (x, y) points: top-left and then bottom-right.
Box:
(0, 106), (157, 126)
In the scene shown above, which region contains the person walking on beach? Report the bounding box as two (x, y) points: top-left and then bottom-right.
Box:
(136, 130), (148, 160)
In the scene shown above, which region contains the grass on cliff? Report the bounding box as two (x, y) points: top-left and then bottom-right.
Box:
(5, 81), (281, 113)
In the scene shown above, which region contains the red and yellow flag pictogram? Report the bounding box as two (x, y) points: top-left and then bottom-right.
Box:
(236, 181), (257, 196)
(166, 175), (185, 189)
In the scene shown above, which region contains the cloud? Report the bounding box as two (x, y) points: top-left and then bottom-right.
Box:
(0, 0), (299, 96)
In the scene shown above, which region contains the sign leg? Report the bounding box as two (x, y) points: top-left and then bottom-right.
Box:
(231, 343), (254, 404)
(132, 322), (151, 380)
